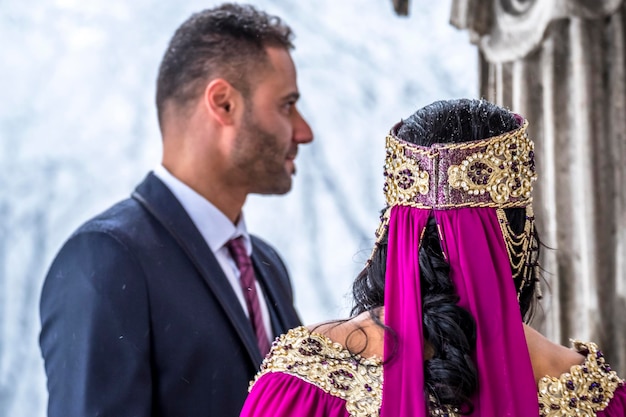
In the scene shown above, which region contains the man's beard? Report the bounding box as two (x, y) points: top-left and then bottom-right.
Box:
(233, 111), (293, 195)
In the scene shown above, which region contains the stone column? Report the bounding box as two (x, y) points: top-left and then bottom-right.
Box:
(451, 0), (626, 375)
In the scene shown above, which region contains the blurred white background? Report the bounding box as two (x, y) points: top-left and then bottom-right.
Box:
(0, 0), (477, 414)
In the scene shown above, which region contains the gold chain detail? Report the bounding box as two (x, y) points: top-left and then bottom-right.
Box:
(496, 205), (535, 296)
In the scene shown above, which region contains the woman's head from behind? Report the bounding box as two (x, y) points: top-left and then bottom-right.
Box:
(397, 98), (541, 318)
(397, 98), (519, 147)
(353, 98), (540, 320)
(352, 98), (540, 413)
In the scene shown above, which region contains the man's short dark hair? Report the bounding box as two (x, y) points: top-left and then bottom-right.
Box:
(156, 3), (294, 129)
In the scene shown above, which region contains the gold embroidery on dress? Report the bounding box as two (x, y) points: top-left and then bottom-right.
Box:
(538, 341), (624, 416)
(252, 330), (624, 416)
(250, 326), (383, 417)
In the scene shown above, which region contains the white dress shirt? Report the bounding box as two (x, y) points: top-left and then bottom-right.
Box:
(153, 165), (272, 343)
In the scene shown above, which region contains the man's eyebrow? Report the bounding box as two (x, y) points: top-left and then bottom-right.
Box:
(283, 92), (300, 101)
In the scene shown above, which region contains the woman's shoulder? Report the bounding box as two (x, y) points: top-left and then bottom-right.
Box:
(306, 310), (385, 360)
(524, 324), (586, 382)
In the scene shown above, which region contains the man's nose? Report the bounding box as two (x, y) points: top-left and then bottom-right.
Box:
(292, 108), (313, 144)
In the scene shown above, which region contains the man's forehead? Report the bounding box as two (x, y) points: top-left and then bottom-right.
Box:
(253, 48), (298, 94)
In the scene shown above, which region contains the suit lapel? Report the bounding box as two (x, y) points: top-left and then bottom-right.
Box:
(131, 173), (263, 366)
(251, 240), (301, 335)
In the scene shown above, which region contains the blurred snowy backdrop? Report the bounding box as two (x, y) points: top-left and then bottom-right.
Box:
(0, 0), (477, 415)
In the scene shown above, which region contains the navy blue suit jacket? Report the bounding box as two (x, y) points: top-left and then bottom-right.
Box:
(39, 173), (301, 417)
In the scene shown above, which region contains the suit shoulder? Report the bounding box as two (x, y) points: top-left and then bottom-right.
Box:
(72, 197), (152, 240)
(48, 197), (162, 267)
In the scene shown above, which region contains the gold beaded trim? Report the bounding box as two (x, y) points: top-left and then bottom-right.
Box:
(538, 341), (625, 416)
(250, 326), (383, 417)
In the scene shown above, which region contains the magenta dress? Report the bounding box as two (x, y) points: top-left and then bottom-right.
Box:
(240, 327), (626, 417)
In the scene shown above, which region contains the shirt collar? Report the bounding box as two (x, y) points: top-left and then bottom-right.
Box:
(153, 165), (252, 255)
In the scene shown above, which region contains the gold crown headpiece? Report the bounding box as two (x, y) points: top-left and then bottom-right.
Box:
(372, 118), (539, 297)
(383, 119), (536, 210)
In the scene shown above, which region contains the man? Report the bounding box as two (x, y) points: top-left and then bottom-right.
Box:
(39, 4), (312, 416)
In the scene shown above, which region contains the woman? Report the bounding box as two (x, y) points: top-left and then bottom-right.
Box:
(240, 99), (625, 416)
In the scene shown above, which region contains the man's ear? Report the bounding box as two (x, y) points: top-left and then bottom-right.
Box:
(203, 78), (241, 126)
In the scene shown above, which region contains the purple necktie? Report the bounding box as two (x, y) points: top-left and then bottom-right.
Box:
(227, 237), (271, 356)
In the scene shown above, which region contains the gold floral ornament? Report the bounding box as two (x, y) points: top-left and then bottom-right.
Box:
(383, 135), (430, 206)
(538, 341), (624, 416)
(447, 120), (536, 204)
(250, 326), (383, 417)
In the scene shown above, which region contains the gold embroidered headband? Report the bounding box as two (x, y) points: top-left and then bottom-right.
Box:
(371, 118), (539, 288)
(383, 119), (536, 210)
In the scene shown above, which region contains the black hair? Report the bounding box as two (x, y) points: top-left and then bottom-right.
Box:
(352, 98), (542, 413)
(155, 3), (294, 130)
